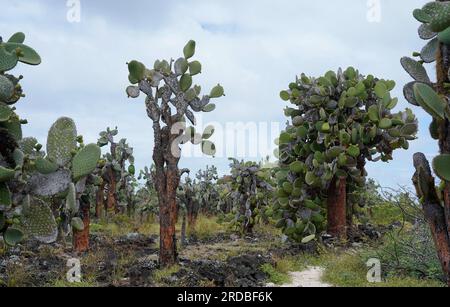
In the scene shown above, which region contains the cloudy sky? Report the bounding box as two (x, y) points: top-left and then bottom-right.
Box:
(0, 0), (437, 188)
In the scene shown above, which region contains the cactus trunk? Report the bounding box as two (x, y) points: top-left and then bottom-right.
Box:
(187, 199), (198, 234)
(73, 199), (90, 253)
(327, 177), (347, 239)
(107, 167), (117, 214)
(95, 182), (105, 218)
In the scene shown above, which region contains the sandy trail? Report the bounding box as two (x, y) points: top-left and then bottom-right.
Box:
(268, 267), (332, 288)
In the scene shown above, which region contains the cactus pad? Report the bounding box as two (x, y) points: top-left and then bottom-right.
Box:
(21, 196), (58, 244)
(0, 75), (15, 102)
(0, 103), (12, 122)
(401, 57), (431, 83)
(183, 40), (196, 59)
(174, 58), (189, 75)
(437, 26), (450, 45)
(71, 143), (101, 181)
(47, 117), (77, 166)
(35, 157), (59, 175)
(3, 227), (24, 245)
(29, 169), (72, 197)
(413, 83), (446, 120)
(7, 32), (25, 44)
(418, 24), (436, 40)
(65, 182), (78, 213)
(128, 60), (146, 82)
(429, 3), (450, 32)
(210, 84), (225, 98)
(420, 37), (438, 63)
(18, 137), (38, 155)
(0, 46), (18, 72)
(432, 154), (450, 181)
(189, 61), (202, 76)
(0, 183), (11, 207)
(403, 82), (420, 106)
(4, 42), (41, 65)
(180, 74), (193, 92)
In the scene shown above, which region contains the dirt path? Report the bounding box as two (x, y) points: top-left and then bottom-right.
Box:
(268, 267), (333, 288)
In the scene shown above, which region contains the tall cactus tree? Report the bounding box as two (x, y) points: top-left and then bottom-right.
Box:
(126, 40), (224, 266)
(227, 159), (274, 234)
(97, 127), (135, 215)
(277, 68), (418, 241)
(405, 0), (450, 286)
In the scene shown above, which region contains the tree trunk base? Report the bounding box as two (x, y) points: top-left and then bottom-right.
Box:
(327, 177), (347, 239)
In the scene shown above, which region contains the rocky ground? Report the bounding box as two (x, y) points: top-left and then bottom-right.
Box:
(0, 219), (393, 288)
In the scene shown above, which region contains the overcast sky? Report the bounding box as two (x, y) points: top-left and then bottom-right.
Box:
(0, 0), (437, 188)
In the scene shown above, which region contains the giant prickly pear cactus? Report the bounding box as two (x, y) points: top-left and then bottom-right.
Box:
(97, 127), (135, 216)
(195, 165), (219, 216)
(276, 67), (418, 242)
(32, 117), (101, 252)
(0, 32), (57, 246)
(126, 40), (224, 266)
(406, 0), (450, 286)
(226, 159), (274, 234)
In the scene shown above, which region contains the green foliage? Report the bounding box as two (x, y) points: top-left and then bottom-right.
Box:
(275, 67), (417, 242)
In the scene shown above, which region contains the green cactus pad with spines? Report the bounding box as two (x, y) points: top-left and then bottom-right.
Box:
(413, 8), (432, 23)
(0, 166), (15, 182)
(128, 60), (146, 82)
(413, 83), (446, 120)
(418, 24), (436, 40)
(174, 57), (189, 75)
(35, 157), (59, 175)
(420, 37), (439, 63)
(0, 183), (11, 207)
(1, 114), (22, 140)
(47, 117), (77, 166)
(21, 197), (58, 244)
(429, 3), (450, 32)
(4, 42), (41, 65)
(202, 103), (216, 113)
(429, 119), (440, 139)
(71, 143), (101, 181)
(7, 32), (25, 44)
(432, 154), (450, 181)
(210, 84), (225, 98)
(3, 227), (24, 246)
(65, 182), (78, 213)
(189, 61), (202, 76)
(403, 82), (420, 106)
(400, 57), (431, 83)
(0, 103), (12, 122)
(0, 75), (15, 102)
(183, 40), (196, 59)
(18, 137), (38, 155)
(0, 46), (18, 72)
(180, 74), (193, 92)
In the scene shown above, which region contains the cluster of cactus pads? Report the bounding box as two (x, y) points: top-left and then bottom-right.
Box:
(407, 1), (450, 182)
(0, 32), (101, 246)
(126, 41), (224, 156)
(226, 159), (274, 234)
(276, 68), (418, 242)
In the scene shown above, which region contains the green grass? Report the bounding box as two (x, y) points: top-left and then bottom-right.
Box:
(153, 265), (181, 285)
(188, 215), (229, 240)
(261, 264), (291, 285)
(321, 252), (445, 287)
